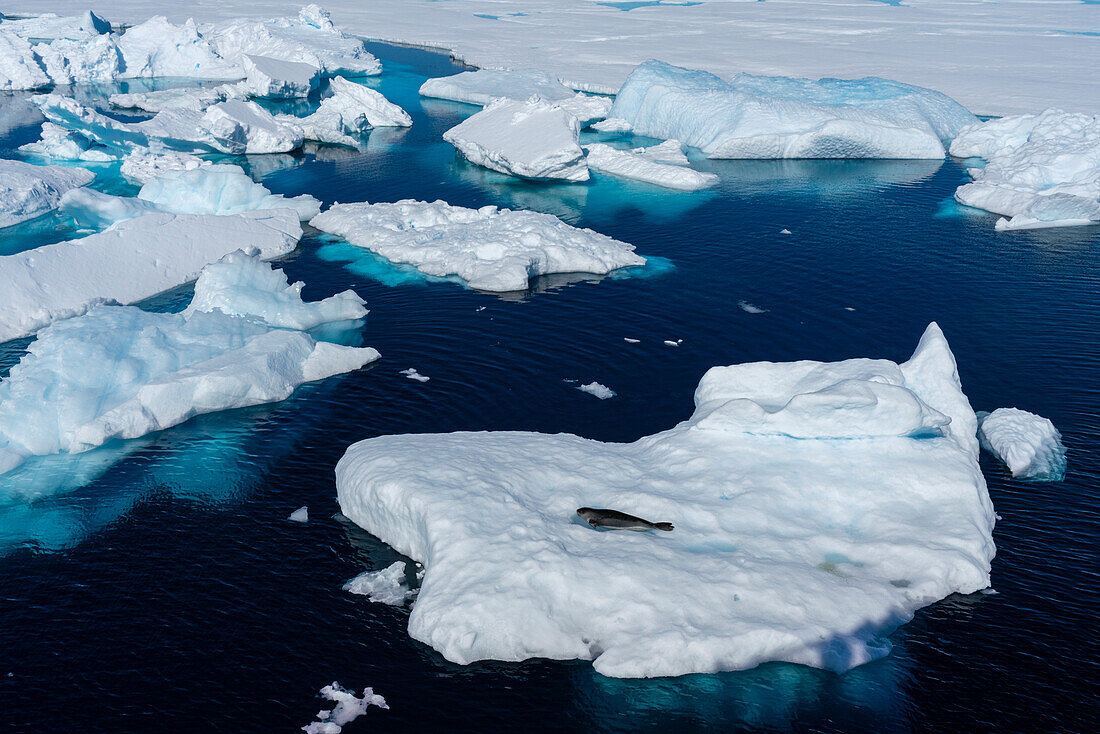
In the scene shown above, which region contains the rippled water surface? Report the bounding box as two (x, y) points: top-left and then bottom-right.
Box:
(1, 42), (1098, 732)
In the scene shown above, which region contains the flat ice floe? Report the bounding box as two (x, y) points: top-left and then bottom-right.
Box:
(421, 69), (575, 107)
(950, 110), (1100, 230)
(978, 408), (1066, 481)
(310, 200), (645, 292)
(60, 163), (321, 227)
(0, 209), (301, 343)
(443, 97), (589, 181)
(336, 323), (996, 678)
(585, 142), (717, 191)
(0, 252), (377, 478)
(343, 561), (417, 605)
(610, 61), (977, 160)
(0, 159), (94, 228)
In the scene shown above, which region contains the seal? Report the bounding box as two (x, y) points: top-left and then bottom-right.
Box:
(576, 507), (674, 532)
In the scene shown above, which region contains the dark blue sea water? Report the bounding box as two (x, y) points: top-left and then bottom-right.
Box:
(1, 42), (1098, 732)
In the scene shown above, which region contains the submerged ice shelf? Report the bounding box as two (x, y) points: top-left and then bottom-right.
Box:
(310, 199), (646, 292)
(337, 323), (996, 678)
(0, 251), (376, 483)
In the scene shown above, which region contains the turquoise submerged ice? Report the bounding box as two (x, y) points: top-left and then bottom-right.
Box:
(337, 323), (996, 678)
(610, 60), (978, 159)
(0, 252), (375, 483)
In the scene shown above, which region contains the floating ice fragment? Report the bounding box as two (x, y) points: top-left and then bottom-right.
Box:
(335, 323), (996, 678)
(586, 143), (717, 190)
(343, 561), (416, 605)
(302, 682), (388, 734)
(780, 228), (792, 235)
(977, 408), (1066, 481)
(287, 77), (411, 147)
(738, 300), (767, 314)
(239, 54), (319, 99)
(577, 382), (616, 399)
(592, 117), (632, 133)
(624, 338), (640, 343)
(664, 339), (682, 347)
(289, 506), (310, 523)
(400, 368), (430, 383)
(443, 97), (589, 181)
(310, 199), (644, 292)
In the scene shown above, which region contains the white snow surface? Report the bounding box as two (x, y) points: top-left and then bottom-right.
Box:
(585, 143), (716, 191)
(19, 121), (120, 162)
(977, 408), (1066, 481)
(0, 209), (301, 343)
(185, 249), (367, 331)
(302, 682), (388, 734)
(0, 254), (377, 476)
(610, 61), (977, 160)
(443, 97), (589, 181)
(109, 85), (240, 113)
(310, 199), (645, 292)
(950, 110), (1100, 230)
(577, 382), (615, 400)
(0, 11), (111, 41)
(336, 323), (996, 678)
(119, 149), (212, 184)
(343, 561), (416, 605)
(0, 159), (94, 228)
(420, 68), (575, 107)
(239, 54), (319, 99)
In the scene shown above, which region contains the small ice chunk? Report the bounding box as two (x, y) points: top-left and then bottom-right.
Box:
(0, 160), (95, 228)
(289, 506), (309, 523)
(611, 61), (976, 159)
(420, 68), (575, 107)
(400, 368), (430, 383)
(780, 228), (792, 235)
(664, 339), (683, 347)
(577, 382), (616, 399)
(592, 117), (633, 133)
(554, 94), (614, 126)
(738, 300), (767, 314)
(443, 97), (589, 181)
(586, 143), (717, 191)
(302, 682), (388, 734)
(343, 561), (416, 605)
(624, 338), (640, 343)
(310, 200), (644, 292)
(978, 408), (1067, 481)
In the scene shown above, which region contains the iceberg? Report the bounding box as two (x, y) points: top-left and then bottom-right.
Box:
(609, 61), (977, 159)
(0, 209), (301, 343)
(978, 408), (1067, 481)
(310, 200), (645, 292)
(443, 97), (589, 181)
(116, 16), (241, 81)
(238, 54), (319, 99)
(420, 69), (576, 107)
(60, 164), (320, 227)
(950, 110), (1100, 230)
(0, 253), (378, 477)
(586, 142), (717, 191)
(0, 159), (95, 228)
(286, 77), (411, 147)
(336, 324), (996, 678)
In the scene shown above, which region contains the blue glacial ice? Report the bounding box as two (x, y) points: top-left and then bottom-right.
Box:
(609, 60), (978, 159)
(0, 159), (95, 228)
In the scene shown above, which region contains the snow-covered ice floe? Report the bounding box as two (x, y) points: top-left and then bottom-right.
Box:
(0, 251), (377, 478)
(978, 408), (1066, 481)
(1, 6), (379, 91)
(577, 382), (615, 399)
(285, 76), (412, 148)
(310, 199), (645, 292)
(302, 682), (388, 734)
(336, 323), (996, 678)
(950, 110), (1100, 230)
(585, 141), (717, 191)
(60, 163), (321, 227)
(0, 209), (301, 343)
(443, 97), (589, 181)
(0, 159), (94, 228)
(610, 61), (977, 160)
(119, 149), (212, 184)
(343, 561), (417, 605)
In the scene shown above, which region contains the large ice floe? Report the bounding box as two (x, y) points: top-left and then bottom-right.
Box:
(443, 97), (589, 181)
(950, 110), (1100, 230)
(310, 200), (645, 291)
(585, 141), (717, 191)
(1, 6), (379, 91)
(60, 163), (321, 228)
(0, 159), (94, 228)
(609, 61), (977, 160)
(336, 323), (996, 678)
(977, 408), (1066, 481)
(0, 251), (376, 478)
(0, 209), (301, 343)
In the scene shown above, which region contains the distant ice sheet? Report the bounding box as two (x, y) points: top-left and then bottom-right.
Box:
(336, 323), (995, 677)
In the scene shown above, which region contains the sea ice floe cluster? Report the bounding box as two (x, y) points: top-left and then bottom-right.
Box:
(950, 110), (1100, 230)
(302, 682), (388, 734)
(312, 199), (646, 291)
